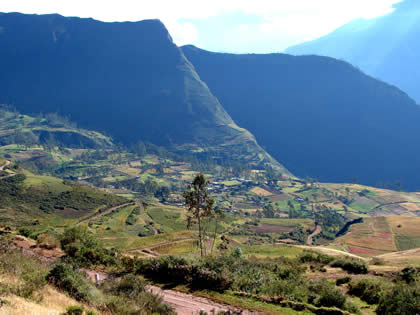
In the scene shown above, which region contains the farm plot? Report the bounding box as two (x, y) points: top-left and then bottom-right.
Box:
(250, 187), (272, 196)
(334, 217), (397, 255)
(251, 218), (315, 234)
(146, 206), (186, 233)
(388, 216), (420, 251)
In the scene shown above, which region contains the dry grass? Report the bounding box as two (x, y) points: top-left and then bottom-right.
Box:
(376, 248), (420, 266)
(388, 216), (420, 251)
(388, 216), (420, 236)
(400, 202), (420, 211)
(0, 286), (97, 315)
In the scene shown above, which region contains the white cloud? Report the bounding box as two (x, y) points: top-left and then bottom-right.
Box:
(0, 0), (402, 49)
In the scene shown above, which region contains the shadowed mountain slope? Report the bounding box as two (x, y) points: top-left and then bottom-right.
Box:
(0, 12), (284, 171)
(182, 45), (420, 190)
(285, 0), (420, 104)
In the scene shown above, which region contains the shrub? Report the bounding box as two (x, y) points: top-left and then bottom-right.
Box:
(310, 280), (346, 309)
(138, 256), (191, 284)
(299, 250), (334, 265)
(0, 245), (47, 300)
(191, 268), (232, 292)
(376, 285), (420, 315)
(398, 267), (419, 284)
(65, 305), (84, 315)
(348, 278), (392, 305)
(331, 258), (369, 274)
(104, 274), (146, 299)
(336, 276), (351, 286)
(46, 263), (95, 302)
(102, 275), (175, 314)
(60, 226), (118, 266)
(371, 257), (385, 266)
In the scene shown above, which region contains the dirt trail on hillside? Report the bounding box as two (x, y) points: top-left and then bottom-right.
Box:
(306, 225), (322, 245)
(0, 160), (10, 171)
(11, 235), (257, 314)
(80, 259), (257, 314)
(148, 285), (258, 315)
(298, 245), (368, 261)
(78, 202), (134, 224)
(0, 160), (15, 180)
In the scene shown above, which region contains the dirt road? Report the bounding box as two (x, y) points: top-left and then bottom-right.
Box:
(306, 225), (322, 245)
(0, 160), (15, 180)
(78, 202), (134, 224)
(12, 233), (258, 314)
(148, 285), (258, 315)
(0, 160), (10, 171)
(298, 245), (367, 260)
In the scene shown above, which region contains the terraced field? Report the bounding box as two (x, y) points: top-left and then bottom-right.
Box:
(333, 216), (420, 257)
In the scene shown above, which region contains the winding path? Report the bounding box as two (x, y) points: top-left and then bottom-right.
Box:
(306, 225), (322, 245)
(0, 160), (15, 180)
(78, 202), (135, 224)
(0, 160), (10, 171)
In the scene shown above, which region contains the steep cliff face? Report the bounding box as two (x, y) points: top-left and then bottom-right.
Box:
(0, 12), (286, 171)
(183, 45), (420, 190)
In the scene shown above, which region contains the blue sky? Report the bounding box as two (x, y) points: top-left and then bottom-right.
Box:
(1, 0), (402, 52)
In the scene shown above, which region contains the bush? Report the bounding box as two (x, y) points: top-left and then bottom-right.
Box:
(191, 268), (232, 292)
(65, 306), (84, 315)
(398, 267), (419, 284)
(60, 226), (118, 266)
(371, 257), (385, 266)
(104, 274), (146, 299)
(331, 258), (369, 274)
(299, 250), (334, 265)
(310, 280), (346, 309)
(336, 276), (351, 286)
(138, 256), (191, 284)
(348, 278), (392, 305)
(46, 263), (95, 302)
(376, 285), (420, 315)
(102, 275), (175, 314)
(0, 245), (47, 300)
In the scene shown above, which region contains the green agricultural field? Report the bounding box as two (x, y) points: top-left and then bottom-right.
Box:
(240, 244), (304, 258)
(260, 218), (315, 230)
(221, 180), (241, 186)
(146, 206), (187, 233)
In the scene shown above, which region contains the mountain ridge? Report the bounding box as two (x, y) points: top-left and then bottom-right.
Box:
(0, 12), (286, 172)
(285, 0), (420, 104)
(182, 44), (420, 190)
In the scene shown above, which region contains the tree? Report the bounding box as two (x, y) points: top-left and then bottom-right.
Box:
(263, 203), (275, 218)
(183, 173), (215, 257)
(155, 185), (170, 202)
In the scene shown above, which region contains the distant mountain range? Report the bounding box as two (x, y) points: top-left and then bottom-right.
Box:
(0, 12), (282, 171)
(1, 12), (420, 189)
(285, 0), (420, 104)
(182, 45), (420, 190)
